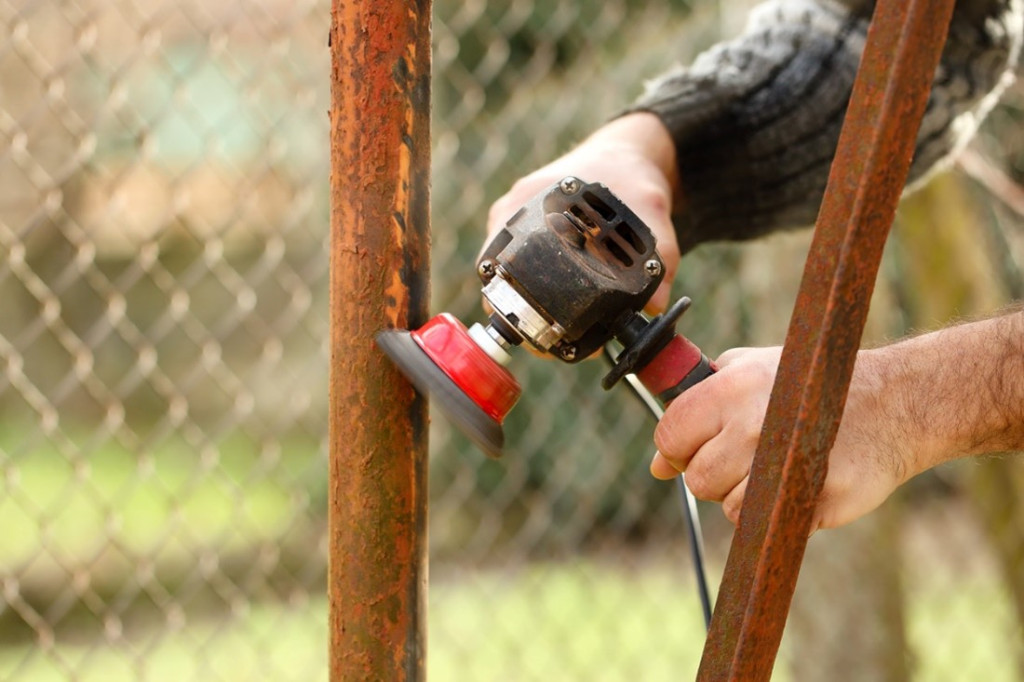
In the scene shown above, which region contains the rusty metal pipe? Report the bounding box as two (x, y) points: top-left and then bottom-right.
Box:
(328, 1), (431, 680)
(697, 0), (956, 678)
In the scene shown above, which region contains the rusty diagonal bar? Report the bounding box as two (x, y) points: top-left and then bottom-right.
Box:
(328, 1), (431, 680)
(698, 0), (956, 678)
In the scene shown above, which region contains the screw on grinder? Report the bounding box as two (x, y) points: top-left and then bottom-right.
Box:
(376, 177), (714, 458)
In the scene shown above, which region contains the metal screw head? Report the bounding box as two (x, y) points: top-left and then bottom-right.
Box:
(559, 177), (581, 195)
(559, 345), (577, 361)
(477, 260), (496, 280)
(644, 259), (663, 277)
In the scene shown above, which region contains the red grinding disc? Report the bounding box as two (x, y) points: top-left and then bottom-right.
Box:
(410, 313), (520, 423)
(376, 313), (521, 458)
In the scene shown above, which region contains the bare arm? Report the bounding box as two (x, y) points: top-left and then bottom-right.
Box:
(878, 307), (1024, 475)
(652, 308), (1024, 530)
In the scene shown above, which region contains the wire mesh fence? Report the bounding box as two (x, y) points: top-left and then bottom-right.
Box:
(2, 0), (1024, 680)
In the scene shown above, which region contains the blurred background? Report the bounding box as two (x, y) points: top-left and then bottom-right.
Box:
(2, 0), (1024, 679)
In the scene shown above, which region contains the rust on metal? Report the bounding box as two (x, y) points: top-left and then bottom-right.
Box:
(697, 0), (956, 678)
(328, 1), (431, 680)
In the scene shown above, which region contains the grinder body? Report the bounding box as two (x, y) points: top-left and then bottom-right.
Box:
(477, 177), (663, 361)
(377, 177), (714, 457)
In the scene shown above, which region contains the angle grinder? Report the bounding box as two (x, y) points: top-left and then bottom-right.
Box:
(376, 176), (715, 458)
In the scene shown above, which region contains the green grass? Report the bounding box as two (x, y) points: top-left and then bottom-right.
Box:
(428, 560), (709, 681)
(906, 574), (1021, 682)
(0, 428), (315, 579)
(1, 433), (1020, 680)
(1, 557), (1019, 681)
(0, 558), (711, 682)
(0, 600), (326, 682)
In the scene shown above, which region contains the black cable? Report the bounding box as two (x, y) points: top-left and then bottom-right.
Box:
(604, 346), (714, 631)
(674, 471), (714, 632)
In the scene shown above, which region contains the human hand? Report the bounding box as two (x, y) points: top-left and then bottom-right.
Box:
(484, 112), (681, 314)
(650, 346), (914, 533)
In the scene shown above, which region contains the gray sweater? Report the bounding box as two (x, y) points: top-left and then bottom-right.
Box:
(629, 0), (1022, 252)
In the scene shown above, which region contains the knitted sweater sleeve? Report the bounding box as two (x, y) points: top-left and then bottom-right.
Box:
(627, 0), (1022, 252)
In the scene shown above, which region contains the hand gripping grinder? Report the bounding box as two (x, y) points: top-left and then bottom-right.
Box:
(376, 177), (715, 457)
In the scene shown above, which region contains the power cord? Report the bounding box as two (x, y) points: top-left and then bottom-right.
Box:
(604, 346), (714, 631)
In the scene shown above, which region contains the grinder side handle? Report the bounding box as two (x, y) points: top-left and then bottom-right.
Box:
(635, 335), (717, 404)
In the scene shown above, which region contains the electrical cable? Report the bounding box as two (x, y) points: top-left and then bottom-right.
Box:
(604, 347), (714, 631)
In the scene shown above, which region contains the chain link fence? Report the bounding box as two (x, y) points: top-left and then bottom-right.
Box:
(2, 1), (1024, 679)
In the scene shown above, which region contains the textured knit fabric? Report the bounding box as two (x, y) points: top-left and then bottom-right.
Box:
(628, 0), (1023, 252)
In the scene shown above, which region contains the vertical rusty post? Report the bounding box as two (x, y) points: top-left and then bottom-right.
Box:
(698, 0), (955, 678)
(328, 1), (431, 680)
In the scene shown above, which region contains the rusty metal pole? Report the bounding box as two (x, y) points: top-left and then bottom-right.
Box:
(697, 0), (955, 678)
(328, 1), (431, 680)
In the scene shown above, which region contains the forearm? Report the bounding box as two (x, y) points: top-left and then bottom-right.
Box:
(629, 0), (1022, 251)
(870, 308), (1024, 481)
(652, 309), (1024, 530)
